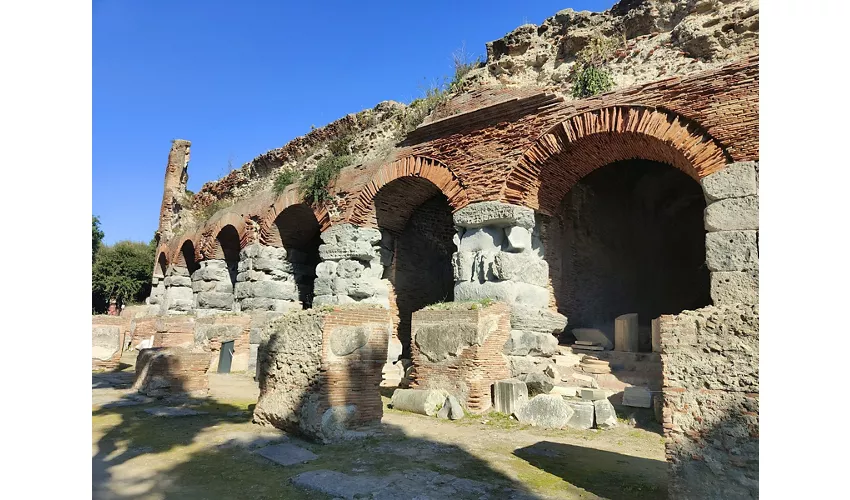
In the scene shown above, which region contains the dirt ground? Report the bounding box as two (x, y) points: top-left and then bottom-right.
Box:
(93, 354), (667, 499)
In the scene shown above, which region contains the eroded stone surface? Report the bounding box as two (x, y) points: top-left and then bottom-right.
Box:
(515, 394), (574, 428)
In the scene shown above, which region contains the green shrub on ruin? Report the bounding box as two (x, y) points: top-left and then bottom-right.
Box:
(569, 34), (618, 98)
(273, 168), (299, 195)
(300, 154), (351, 205)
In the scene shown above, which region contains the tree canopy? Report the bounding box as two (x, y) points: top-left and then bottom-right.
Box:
(92, 216), (105, 262)
(92, 240), (155, 313)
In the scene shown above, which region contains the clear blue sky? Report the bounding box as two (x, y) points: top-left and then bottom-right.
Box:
(93, 0), (612, 245)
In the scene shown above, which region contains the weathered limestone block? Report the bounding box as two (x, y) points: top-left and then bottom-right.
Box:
(454, 280), (549, 308)
(164, 275), (192, 287)
(328, 325), (372, 356)
(572, 328), (613, 350)
(319, 241), (376, 261)
(711, 270), (759, 305)
(704, 196), (759, 231)
(504, 330), (558, 356)
(504, 226), (532, 252)
(453, 201), (535, 229)
(252, 280), (299, 300)
(240, 298), (300, 312)
(508, 355), (549, 378)
(315, 260), (338, 278)
(705, 231), (758, 271)
(458, 227), (505, 252)
(614, 313), (639, 352)
(522, 372), (555, 396)
(193, 280), (234, 293)
(451, 251), (475, 282)
(701, 162), (758, 201)
(320, 224), (382, 246)
(594, 399), (618, 429)
(491, 252), (549, 286)
(92, 325), (121, 361)
(510, 305), (567, 335)
(336, 259), (365, 278)
(623, 386), (652, 408)
(565, 400), (595, 430)
(415, 323), (484, 362)
(196, 291), (234, 310)
(252, 258), (295, 273)
(493, 379), (529, 415)
(515, 394), (574, 428)
(390, 389), (448, 416)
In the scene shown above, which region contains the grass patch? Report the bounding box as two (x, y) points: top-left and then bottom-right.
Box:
(423, 298), (496, 311)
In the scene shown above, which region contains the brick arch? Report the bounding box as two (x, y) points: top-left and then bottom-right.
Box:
(503, 105), (732, 215)
(258, 190), (330, 247)
(197, 213), (248, 261)
(154, 250), (168, 278)
(173, 238), (201, 274)
(348, 156), (469, 229)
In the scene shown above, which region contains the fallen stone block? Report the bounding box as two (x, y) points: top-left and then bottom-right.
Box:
(493, 379), (529, 415)
(623, 386), (653, 408)
(504, 330), (558, 356)
(594, 399), (618, 429)
(390, 389), (448, 417)
(572, 328), (613, 350)
(510, 304), (568, 335)
(522, 372), (555, 396)
(549, 386), (578, 397)
(571, 372), (599, 388)
(580, 388), (608, 401)
(447, 395), (464, 420)
(565, 400), (595, 430)
(515, 394), (574, 428)
(255, 443), (318, 466)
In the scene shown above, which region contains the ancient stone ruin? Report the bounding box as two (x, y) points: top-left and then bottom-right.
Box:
(93, 2), (759, 496)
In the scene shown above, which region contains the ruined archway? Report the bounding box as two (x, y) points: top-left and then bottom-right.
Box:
(176, 239), (200, 275)
(543, 159), (711, 348)
(214, 225), (241, 290)
(503, 106), (731, 215)
(265, 203), (322, 309)
(373, 175), (459, 359)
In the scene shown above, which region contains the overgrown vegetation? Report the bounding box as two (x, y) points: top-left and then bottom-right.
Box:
(273, 168), (299, 194)
(570, 34), (619, 98)
(424, 298), (496, 311)
(92, 239), (156, 313)
(198, 199), (232, 220)
(395, 46), (481, 138)
(300, 154), (351, 204)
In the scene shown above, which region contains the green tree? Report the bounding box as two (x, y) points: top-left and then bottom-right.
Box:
(92, 216), (105, 262)
(92, 240), (155, 313)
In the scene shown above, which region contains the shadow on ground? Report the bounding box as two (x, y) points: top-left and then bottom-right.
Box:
(514, 441), (666, 500)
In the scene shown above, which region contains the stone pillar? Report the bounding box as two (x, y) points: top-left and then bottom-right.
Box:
(313, 224), (389, 307)
(234, 243), (311, 312)
(450, 201), (567, 378)
(156, 139), (191, 242)
(192, 259), (236, 315)
(161, 265), (194, 315)
(701, 162), (759, 305)
(147, 276), (166, 307)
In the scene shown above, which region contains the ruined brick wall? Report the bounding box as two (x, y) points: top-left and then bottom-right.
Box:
(660, 303), (759, 499)
(152, 316), (196, 349)
(133, 347), (210, 397)
(193, 314), (252, 373)
(157, 140), (190, 242)
(410, 303), (511, 412)
(253, 305), (390, 442)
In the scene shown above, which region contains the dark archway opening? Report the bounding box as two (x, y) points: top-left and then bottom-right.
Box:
(156, 253), (167, 278)
(216, 225), (241, 290)
(178, 241), (200, 275)
(375, 177), (456, 358)
(548, 159), (710, 349)
(271, 204), (321, 309)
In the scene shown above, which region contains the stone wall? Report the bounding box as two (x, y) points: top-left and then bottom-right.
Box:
(451, 201), (567, 378)
(92, 316), (129, 370)
(660, 303), (759, 499)
(192, 259), (237, 313)
(234, 243), (312, 312)
(409, 303), (511, 412)
(133, 347), (210, 398)
(314, 224), (389, 307)
(193, 314), (252, 373)
(253, 305), (390, 443)
(701, 161), (759, 305)
(161, 265), (194, 314)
